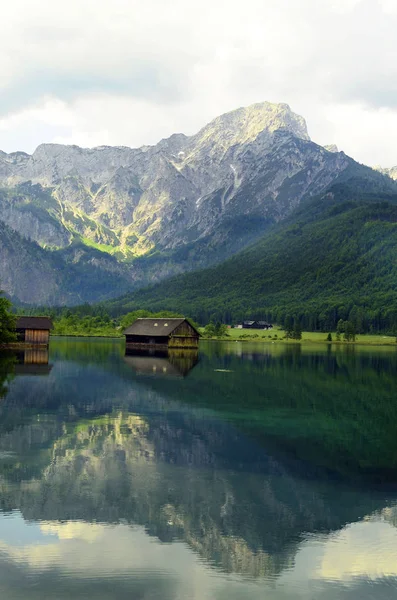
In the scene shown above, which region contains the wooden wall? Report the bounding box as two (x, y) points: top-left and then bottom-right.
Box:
(169, 321), (199, 349)
(125, 321), (199, 350)
(24, 329), (50, 344)
(173, 321), (197, 337)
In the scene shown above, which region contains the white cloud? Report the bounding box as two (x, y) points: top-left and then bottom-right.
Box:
(318, 521), (397, 581)
(2, 511), (397, 599)
(0, 0), (396, 166)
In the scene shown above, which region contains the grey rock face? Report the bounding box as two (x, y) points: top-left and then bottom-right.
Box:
(0, 101), (354, 304)
(324, 144), (339, 153)
(376, 166), (397, 181)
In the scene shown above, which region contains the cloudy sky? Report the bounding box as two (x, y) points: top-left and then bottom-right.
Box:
(1, 0), (396, 166)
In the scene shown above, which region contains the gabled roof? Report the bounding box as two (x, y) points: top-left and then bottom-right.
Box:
(123, 318), (200, 337)
(16, 316), (53, 330)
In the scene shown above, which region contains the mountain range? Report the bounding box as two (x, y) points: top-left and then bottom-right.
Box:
(0, 101), (396, 317)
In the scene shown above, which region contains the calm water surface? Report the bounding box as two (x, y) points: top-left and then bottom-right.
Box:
(0, 338), (396, 599)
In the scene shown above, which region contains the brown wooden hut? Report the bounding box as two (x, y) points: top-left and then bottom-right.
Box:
(15, 316), (53, 345)
(123, 318), (200, 350)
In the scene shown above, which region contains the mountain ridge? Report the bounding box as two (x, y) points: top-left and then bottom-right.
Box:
(0, 101), (395, 305)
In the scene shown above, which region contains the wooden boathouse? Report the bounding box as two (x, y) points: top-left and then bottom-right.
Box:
(15, 316), (53, 346)
(123, 318), (200, 350)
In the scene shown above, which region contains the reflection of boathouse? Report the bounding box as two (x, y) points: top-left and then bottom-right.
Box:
(14, 348), (52, 376)
(15, 316), (53, 346)
(123, 318), (200, 350)
(124, 349), (199, 378)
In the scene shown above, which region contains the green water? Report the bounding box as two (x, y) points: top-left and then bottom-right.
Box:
(0, 338), (396, 599)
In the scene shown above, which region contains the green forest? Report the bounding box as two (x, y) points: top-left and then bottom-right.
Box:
(102, 180), (397, 334)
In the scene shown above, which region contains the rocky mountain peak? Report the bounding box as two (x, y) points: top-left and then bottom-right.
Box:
(324, 144), (339, 153)
(156, 133), (189, 154)
(375, 165), (397, 181)
(190, 101), (309, 150)
(0, 101), (363, 305)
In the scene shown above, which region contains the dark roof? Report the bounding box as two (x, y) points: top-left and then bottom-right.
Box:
(16, 316), (53, 330)
(123, 318), (199, 337)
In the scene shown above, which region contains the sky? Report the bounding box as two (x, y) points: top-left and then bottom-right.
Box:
(1, 512), (397, 599)
(0, 0), (396, 167)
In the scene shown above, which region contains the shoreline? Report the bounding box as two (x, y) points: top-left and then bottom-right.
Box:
(201, 337), (397, 347)
(50, 334), (397, 348)
(50, 333), (122, 339)
(2, 332), (393, 348)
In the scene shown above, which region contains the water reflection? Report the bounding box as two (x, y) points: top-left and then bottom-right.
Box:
(124, 349), (199, 378)
(0, 352), (16, 399)
(14, 348), (52, 376)
(0, 339), (396, 598)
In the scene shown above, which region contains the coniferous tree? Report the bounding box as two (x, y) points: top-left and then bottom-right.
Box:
(214, 322), (227, 337)
(292, 319), (302, 340)
(344, 321), (356, 342)
(0, 292), (16, 344)
(284, 316), (294, 339)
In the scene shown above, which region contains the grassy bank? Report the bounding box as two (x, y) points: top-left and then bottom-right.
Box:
(51, 330), (123, 338)
(49, 327), (397, 346)
(200, 327), (397, 346)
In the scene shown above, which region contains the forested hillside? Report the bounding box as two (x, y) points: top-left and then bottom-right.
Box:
(103, 178), (397, 333)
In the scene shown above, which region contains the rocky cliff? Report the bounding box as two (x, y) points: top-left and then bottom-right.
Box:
(376, 165), (397, 180)
(0, 101), (368, 304)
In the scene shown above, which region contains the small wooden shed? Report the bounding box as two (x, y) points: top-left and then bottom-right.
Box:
(123, 318), (200, 350)
(15, 316), (53, 345)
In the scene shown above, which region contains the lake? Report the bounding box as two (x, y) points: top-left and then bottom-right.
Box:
(0, 338), (396, 599)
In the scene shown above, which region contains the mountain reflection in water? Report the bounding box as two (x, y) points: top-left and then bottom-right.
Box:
(0, 338), (396, 599)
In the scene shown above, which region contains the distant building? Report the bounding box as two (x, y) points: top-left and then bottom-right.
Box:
(256, 321), (273, 330)
(241, 320), (273, 330)
(242, 321), (256, 329)
(123, 318), (200, 350)
(15, 316), (53, 345)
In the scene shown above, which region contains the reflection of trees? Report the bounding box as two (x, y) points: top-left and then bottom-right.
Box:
(0, 353), (16, 399)
(163, 343), (397, 481)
